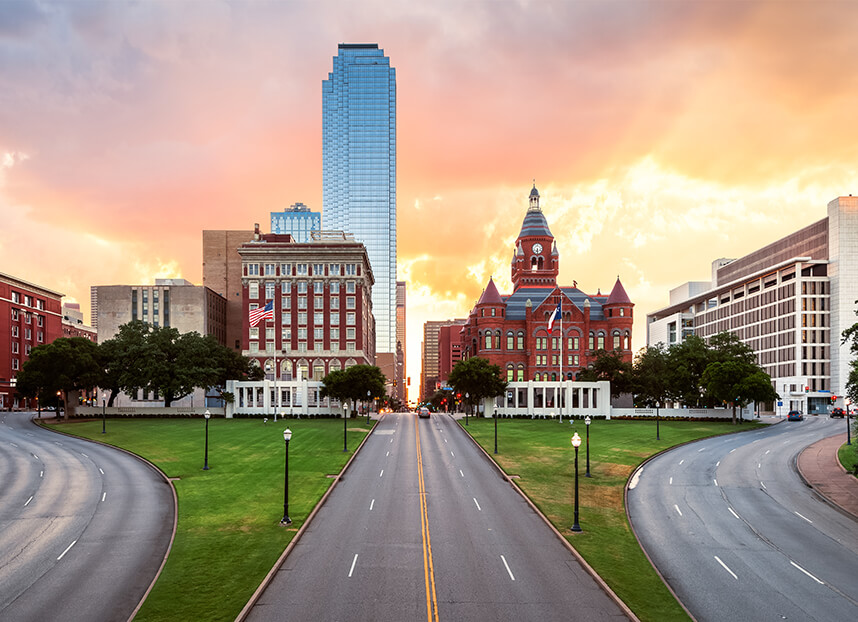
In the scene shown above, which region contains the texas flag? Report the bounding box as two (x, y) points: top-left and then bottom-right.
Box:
(547, 301), (561, 331)
(249, 300), (275, 327)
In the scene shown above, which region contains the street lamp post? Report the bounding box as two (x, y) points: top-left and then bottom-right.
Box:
(571, 432), (582, 532)
(367, 390), (371, 425)
(465, 392), (469, 426)
(847, 400), (852, 446)
(102, 392), (106, 434)
(203, 410), (211, 470)
(281, 428), (292, 525)
(655, 401), (661, 441)
(343, 404), (348, 452)
(494, 408), (498, 454)
(584, 416), (592, 477)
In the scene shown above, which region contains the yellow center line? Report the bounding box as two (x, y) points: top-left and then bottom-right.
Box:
(416, 418), (439, 622)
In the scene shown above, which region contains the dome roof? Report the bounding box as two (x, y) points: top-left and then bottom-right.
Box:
(529, 184), (540, 198)
(518, 210), (553, 238)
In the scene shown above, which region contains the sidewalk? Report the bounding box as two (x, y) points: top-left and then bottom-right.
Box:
(796, 432), (858, 520)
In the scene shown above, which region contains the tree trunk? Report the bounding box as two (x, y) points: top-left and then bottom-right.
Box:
(732, 404), (737, 425)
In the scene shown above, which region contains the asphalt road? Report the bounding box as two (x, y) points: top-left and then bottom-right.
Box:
(0, 412), (174, 622)
(628, 415), (858, 622)
(246, 412), (628, 622)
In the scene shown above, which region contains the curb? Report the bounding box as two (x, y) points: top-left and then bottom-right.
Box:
(794, 432), (858, 523)
(31, 416), (179, 622)
(453, 416), (639, 622)
(234, 417), (379, 622)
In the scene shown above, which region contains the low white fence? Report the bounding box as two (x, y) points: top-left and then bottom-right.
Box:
(611, 406), (753, 421)
(225, 379), (347, 418)
(73, 406), (226, 417)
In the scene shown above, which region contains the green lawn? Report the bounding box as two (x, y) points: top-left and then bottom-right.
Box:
(46, 417), (371, 622)
(464, 416), (764, 622)
(838, 436), (858, 476)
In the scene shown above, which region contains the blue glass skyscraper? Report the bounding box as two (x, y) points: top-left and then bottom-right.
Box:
(270, 202), (321, 242)
(323, 43), (397, 356)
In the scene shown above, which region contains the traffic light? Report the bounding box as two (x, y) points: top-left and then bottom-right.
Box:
(831, 395), (837, 404)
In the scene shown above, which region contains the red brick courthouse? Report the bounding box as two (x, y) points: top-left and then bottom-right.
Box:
(460, 185), (634, 382)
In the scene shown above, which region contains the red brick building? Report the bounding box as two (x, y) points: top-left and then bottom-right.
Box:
(438, 322), (466, 385)
(238, 229), (375, 381)
(1, 272), (64, 409)
(460, 185), (634, 380)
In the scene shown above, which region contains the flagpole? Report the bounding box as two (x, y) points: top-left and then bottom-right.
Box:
(273, 314), (278, 422)
(559, 298), (563, 423)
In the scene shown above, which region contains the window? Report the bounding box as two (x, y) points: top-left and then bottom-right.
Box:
(314, 328), (324, 340)
(346, 281), (356, 294)
(570, 336), (579, 350)
(330, 264), (341, 276)
(298, 328), (308, 340)
(331, 297), (340, 310)
(345, 264), (357, 276)
(11, 358), (19, 370)
(25, 328), (31, 340)
(264, 263), (276, 276)
(11, 326), (18, 337)
(282, 328), (291, 343)
(507, 332), (514, 350)
(347, 312), (356, 325)
(347, 342), (355, 352)
(281, 282), (291, 295)
(36, 299), (44, 310)
(282, 296), (290, 310)
(298, 312), (307, 325)
(597, 333), (605, 350)
(265, 283), (275, 299)
(346, 296), (356, 309)
(613, 334), (620, 350)
(331, 327), (340, 340)
(314, 312), (324, 325)
(11, 309), (18, 321)
(37, 331), (43, 342)
(517, 332), (524, 349)
(347, 327), (356, 340)
(280, 263), (292, 276)
(552, 337), (559, 350)
(266, 327), (275, 341)
(313, 263), (324, 276)
(315, 296), (324, 310)
(266, 341), (275, 353)
(330, 282), (340, 294)
(25, 312), (31, 324)
(11, 292), (19, 303)
(330, 312), (340, 325)
(298, 342), (307, 353)
(296, 263), (308, 275)
(516, 367), (525, 381)
(314, 282), (324, 294)
(298, 296), (307, 310)
(298, 281), (307, 294)
(249, 342), (259, 353)
(246, 263), (260, 276)
(249, 282), (259, 299)
(11, 342), (18, 354)
(485, 333), (492, 349)
(589, 333), (595, 350)
(249, 327), (259, 339)
(24, 295), (32, 307)
(507, 367), (514, 382)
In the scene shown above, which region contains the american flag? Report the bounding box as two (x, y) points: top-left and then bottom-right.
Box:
(249, 300), (274, 327)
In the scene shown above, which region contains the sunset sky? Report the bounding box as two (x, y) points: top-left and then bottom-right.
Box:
(3, 0), (858, 403)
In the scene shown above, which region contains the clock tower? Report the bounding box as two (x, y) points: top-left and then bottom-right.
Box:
(511, 184), (559, 290)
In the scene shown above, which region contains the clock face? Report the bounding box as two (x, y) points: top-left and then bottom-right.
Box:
(532, 243), (543, 254)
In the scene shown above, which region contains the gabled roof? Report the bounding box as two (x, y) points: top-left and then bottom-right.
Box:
(605, 277), (632, 305)
(477, 277), (504, 305)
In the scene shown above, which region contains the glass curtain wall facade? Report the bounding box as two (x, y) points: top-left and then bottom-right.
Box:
(323, 43), (397, 354)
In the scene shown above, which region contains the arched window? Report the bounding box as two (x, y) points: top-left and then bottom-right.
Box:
(297, 359), (310, 380)
(551, 373), (557, 381)
(281, 360), (292, 381)
(623, 332), (630, 350)
(517, 331), (525, 350)
(613, 332), (621, 350)
(534, 373), (541, 381)
(516, 365), (525, 382)
(329, 359), (342, 373)
(313, 360), (325, 381)
(589, 332), (595, 351)
(485, 332), (492, 349)
(507, 331), (514, 350)
(597, 332), (605, 350)
(507, 365), (514, 382)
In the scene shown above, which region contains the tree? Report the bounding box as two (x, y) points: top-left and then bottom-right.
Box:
(631, 344), (671, 407)
(666, 335), (711, 407)
(701, 360), (779, 424)
(576, 349), (633, 397)
(98, 320), (153, 406)
(447, 357), (507, 415)
(16, 338), (101, 419)
(842, 309), (858, 404)
(320, 365), (386, 416)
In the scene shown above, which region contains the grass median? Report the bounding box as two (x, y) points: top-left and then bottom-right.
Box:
(463, 416), (764, 622)
(46, 416), (371, 622)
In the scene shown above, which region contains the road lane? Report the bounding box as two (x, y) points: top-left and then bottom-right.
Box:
(246, 412), (628, 622)
(0, 413), (174, 622)
(628, 416), (858, 622)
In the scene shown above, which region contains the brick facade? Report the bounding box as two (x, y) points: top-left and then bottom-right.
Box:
(460, 186), (634, 381)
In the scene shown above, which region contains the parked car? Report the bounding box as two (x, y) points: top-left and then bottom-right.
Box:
(831, 407), (845, 418)
(787, 410), (804, 421)
(418, 407), (431, 419)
